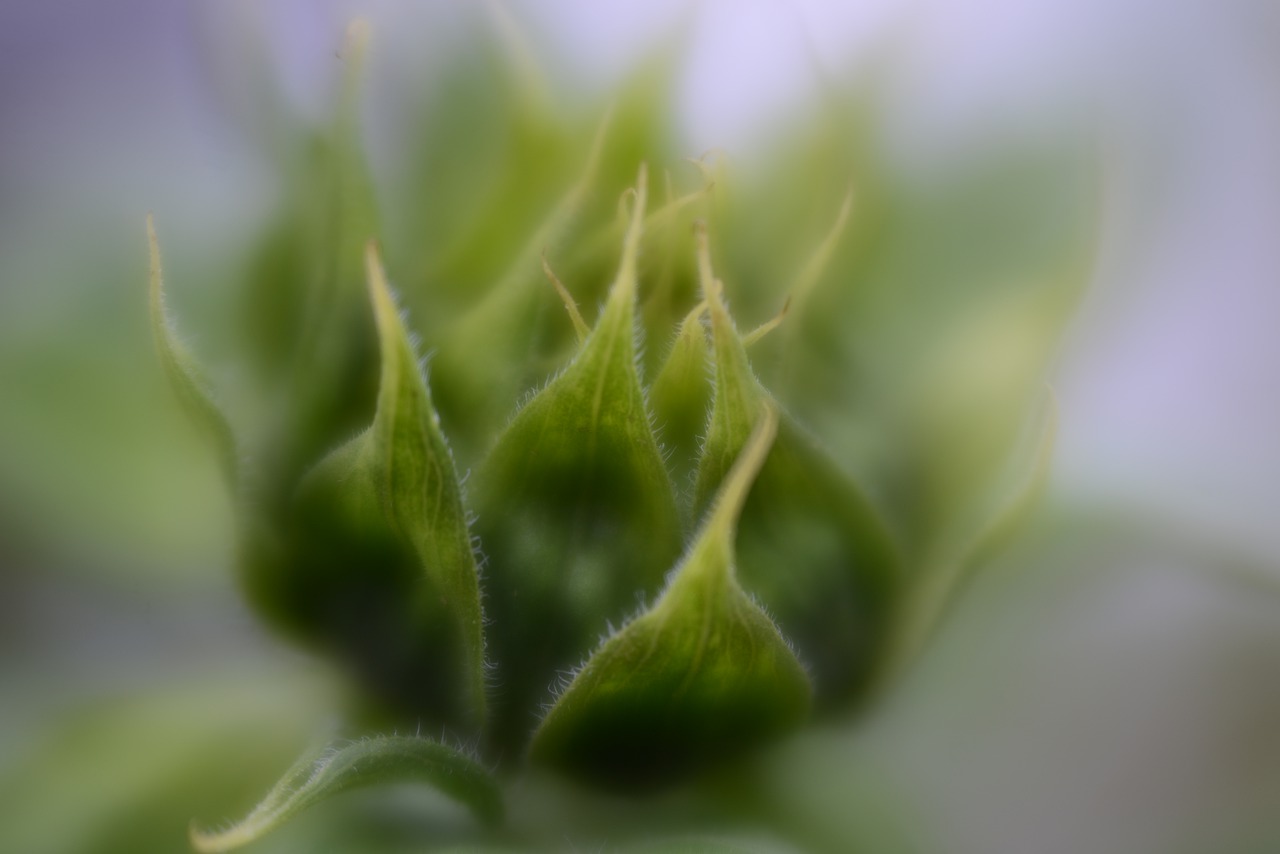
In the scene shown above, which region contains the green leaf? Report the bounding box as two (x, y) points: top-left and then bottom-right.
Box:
(530, 405), (811, 788)
(0, 671), (312, 854)
(147, 215), (239, 489)
(189, 735), (503, 853)
(877, 389), (1058, 683)
(473, 165), (684, 752)
(964, 388), (1060, 567)
(244, 243), (487, 731)
(689, 226), (900, 706)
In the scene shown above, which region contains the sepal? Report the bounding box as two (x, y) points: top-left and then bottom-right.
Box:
(473, 166), (683, 751)
(531, 406), (811, 788)
(190, 735), (502, 853)
(243, 244), (487, 732)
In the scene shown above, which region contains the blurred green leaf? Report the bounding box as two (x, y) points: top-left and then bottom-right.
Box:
(148, 216), (239, 490)
(879, 389), (1059, 684)
(238, 22), (382, 508)
(0, 674), (316, 854)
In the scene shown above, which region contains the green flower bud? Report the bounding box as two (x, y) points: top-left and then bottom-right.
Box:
(145, 16), (1090, 849)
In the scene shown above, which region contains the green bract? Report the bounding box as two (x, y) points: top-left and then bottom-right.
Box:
(277, 244), (486, 730)
(690, 226), (898, 704)
(473, 165), (686, 752)
(189, 735), (502, 854)
(146, 14), (1091, 852)
(530, 404), (811, 787)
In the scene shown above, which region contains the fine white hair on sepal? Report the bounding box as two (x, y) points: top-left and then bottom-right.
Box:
(745, 588), (812, 678)
(504, 361), (569, 428)
(539, 658), (592, 715)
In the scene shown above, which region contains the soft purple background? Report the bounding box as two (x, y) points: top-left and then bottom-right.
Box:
(2, 0), (1275, 555)
(1, 2), (1277, 852)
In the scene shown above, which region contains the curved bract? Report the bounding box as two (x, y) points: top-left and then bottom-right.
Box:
(530, 406), (812, 788)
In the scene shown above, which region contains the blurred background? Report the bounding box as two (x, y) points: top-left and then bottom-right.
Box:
(1, 1), (1278, 852)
